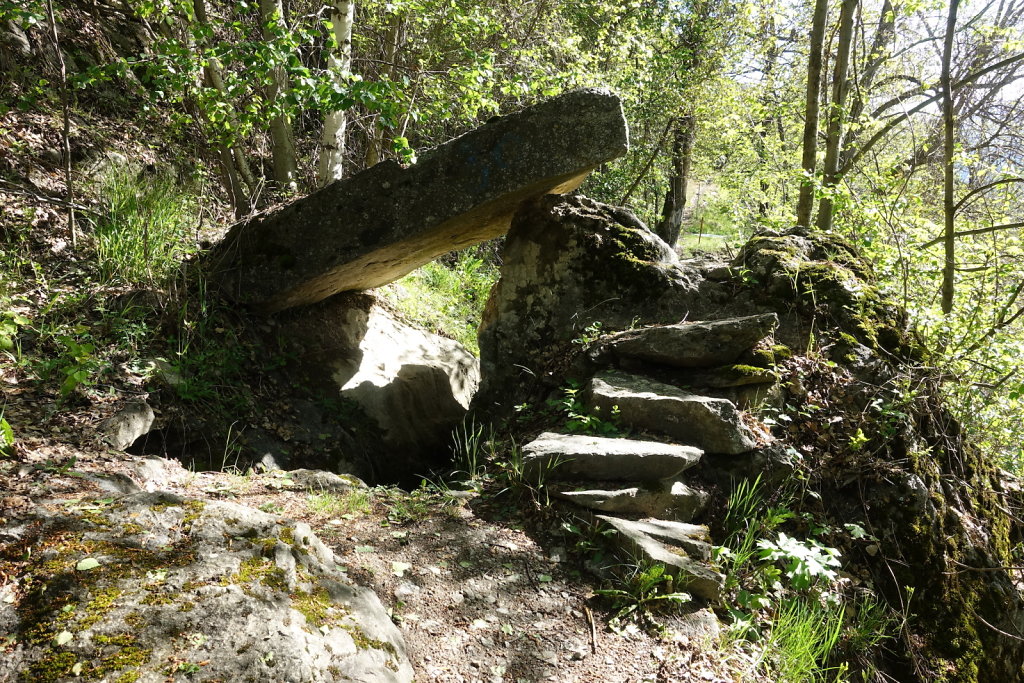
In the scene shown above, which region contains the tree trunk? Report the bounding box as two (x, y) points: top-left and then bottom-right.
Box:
(192, 0), (258, 211)
(815, 0), (858, 232)
(45, 0), (76, 248)
(941, 0), (961, 314)
(259, 0), (298, 191)
(655, 115), (695, 247)
(317, 0), (355, 186)
(795, 0), (829, 228)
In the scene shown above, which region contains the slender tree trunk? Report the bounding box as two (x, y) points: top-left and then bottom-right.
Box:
(816, 0), (858, 232)
(45, 0), (76, 249)
(259, 0), (298, 191)
(795, 0), (829, 228)
(192, 0), (258, 211)
(941, 0), (961, 314)
(318, 0), (355, 185)
(655, 115), (695, 247)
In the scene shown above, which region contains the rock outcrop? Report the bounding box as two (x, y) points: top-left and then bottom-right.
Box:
(0, 491), (412, 682)
(479, 194), (1024, 679)
(583, 371), (758, 455)
(522, 432), (702, 481)
(209, 89), (629, 312)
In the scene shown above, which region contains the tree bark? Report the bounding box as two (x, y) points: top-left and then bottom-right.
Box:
(259, 0), (298, 191)
(45, 0), (76, 248)
(815, 0), (858, 232)
(655, 115), (695, 247)
(318, 0), (355, 186)
(940, 0), (961, 314)
(795, 0), (829, 228)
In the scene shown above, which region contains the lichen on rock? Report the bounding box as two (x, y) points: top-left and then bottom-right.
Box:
(0, 492), (412, 682)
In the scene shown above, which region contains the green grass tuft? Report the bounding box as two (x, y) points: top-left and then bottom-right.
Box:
(93, 165), (199, 286)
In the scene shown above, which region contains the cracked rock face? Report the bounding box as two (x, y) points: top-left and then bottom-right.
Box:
(0, 492), (412, 683)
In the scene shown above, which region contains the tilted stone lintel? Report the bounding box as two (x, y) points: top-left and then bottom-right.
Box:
(208, 88), (629, 312)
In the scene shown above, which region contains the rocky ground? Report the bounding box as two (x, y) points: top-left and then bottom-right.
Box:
(0, 395), (741, 682)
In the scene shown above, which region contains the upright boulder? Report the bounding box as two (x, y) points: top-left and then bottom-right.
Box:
(209, 89), (629, 312)
(277, 294), (478, 482)
(475, 195), (699, 417)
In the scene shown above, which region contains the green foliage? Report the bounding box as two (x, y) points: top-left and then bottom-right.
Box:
(547, 381), (624, 436)
(717, 474), (897, 681)
(450, 417), (494, 482)
(595, 562), (691, 632)
(0, 308), (30, 356)
(92, 165), (199, 286)
(756, 532), (841, 591)
(492, 441), (562, 506)
(0, 412), (15, 458)
(307, 489), (371, 517)
(384, 249), (498, 354)
(763, 597), (845, 682)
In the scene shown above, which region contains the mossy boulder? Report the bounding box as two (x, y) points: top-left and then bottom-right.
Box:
(732, 228), (920, 359)
(0, 492), (411, 682)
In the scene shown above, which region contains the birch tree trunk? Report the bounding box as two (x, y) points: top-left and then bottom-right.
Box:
(795, 0), (829, 228)
(815, 0), (858, 232)
(259, 0), (298, 191)
(317, 0), (355, 186)
(940, 0), (961, 314)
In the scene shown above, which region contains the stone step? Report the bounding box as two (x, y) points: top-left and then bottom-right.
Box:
(596, 313), (778, 369)
(521, 432), (702, 481)
(596, 515), (724, 603)
(556, 480), (707, 521)
(583, 370), (758, 455)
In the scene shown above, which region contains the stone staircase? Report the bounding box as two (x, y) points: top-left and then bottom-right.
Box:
(521, 313), (780, 604)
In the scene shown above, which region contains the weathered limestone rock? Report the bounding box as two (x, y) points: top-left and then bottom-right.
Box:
(598, 313), (779, 369)
(209, 89), (629, 312)
(522, 432), (702, 481)
(475, 195), (700, 417)
(278, 294), (479, 481)
(557, 481), (707, 520)
(597, 515), (724, 602)
(0, 491), (412, 682)
(584, 371), (758, 454)
(99, 399), (155, 451)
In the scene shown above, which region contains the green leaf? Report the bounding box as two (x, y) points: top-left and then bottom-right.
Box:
(54, 630), (73, 646)
(76, 558), (101, 571)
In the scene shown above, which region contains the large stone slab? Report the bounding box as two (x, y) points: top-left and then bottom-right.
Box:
(557, 481), (707, 520)
(584, 371), (758, 454)
(600, 313), (779, 369)
(209, 89), (629, 312)
(597, 515), (724, 602)
(522, 432), (702, 481)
